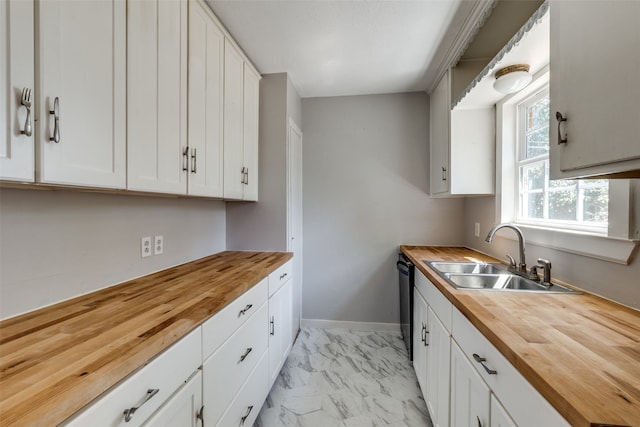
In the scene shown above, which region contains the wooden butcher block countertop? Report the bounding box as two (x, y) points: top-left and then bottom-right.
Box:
(401, 246), (640, 427)
(0, 251), (292, 426)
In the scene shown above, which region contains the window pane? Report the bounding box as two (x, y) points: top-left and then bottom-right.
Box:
(549, 190), (577, 221)
(526, 126), (549, 158)
(549, 178), (576, 189)
(523, 163), (545, 190)
(525, 97), (550, 158)
(525, 192), (544, 219)
(583, 186), (609, 222)
(526, 97), (550, 132)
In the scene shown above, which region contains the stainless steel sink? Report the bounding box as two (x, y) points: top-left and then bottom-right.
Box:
(426, 261), (580, 294)
(427, 261), (505, 275)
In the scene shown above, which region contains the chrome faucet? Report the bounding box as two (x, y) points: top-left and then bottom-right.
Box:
(485, 223), (538, 280)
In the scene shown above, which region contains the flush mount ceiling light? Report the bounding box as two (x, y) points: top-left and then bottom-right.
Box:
(493, 64), (532, 94)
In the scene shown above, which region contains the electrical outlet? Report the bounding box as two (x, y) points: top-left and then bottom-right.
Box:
(154, 235), (164, 255)
(141, 236), (152, 258)
(474, 223), (480, 237)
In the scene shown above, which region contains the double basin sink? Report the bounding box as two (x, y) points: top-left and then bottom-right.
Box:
(426, 261), (579, 294)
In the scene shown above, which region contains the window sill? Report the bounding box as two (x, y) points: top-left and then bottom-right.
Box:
(496, 224), (638, 265)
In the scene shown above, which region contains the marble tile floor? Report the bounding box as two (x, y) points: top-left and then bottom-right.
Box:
(255, 327), (433, 427)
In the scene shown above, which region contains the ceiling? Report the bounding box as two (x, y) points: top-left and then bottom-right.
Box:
(206, 0), (464, 98)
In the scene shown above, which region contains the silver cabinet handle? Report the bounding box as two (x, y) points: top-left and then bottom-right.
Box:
(239, 347), (253, 363)
(556, 112), (568, 144)
(191, 148), (197, 173)
(196, 406), (204, 426)
(20, 87), (32, 137)
(477, 415), (482, 427)
(420, 323), (426, 344)
(238, 304), (253, 317)
(473, 353), (497, 375)
(182, 147), (189, 171)
(245, 167), (249, 185)
(270, 316), (275, 336)
(123, 388), (159, 422)
(240, 405), (254, 425)
(241, 166), (247, 184)
(279, 272), (288, 280)
(49, 97), (60, 143)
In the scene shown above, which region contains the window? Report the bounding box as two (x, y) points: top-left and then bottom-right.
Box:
(515, 88), (608, 233)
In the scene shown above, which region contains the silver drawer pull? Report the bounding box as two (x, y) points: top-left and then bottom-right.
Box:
(473, 353), (497, 375)
(238, 304), (253, 316)
(123, 388), (159, 422)
(240, 405), (254, 425)
(239, 347), (253, 363)
(270, 316), (275, 336)
(279, 272), (288, 280)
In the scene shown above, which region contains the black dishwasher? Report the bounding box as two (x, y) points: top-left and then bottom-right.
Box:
(397, 252), (414, 360)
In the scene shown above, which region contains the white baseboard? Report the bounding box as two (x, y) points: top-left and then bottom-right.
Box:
(301, 318), (401, 333)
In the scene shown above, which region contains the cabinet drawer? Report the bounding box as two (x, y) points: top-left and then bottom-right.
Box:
(268, 260), (292, 297)
(203, 300), (268, 426)
(452, 308), (569, 427)
(63, 328), (201, 427)
(415, 269), (452, 333)
(216, 349), (269, 427)
(202, 277), (268, 359)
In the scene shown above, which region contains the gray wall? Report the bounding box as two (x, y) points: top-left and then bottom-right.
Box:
(0, 189), (226, 319)
(302, 93), (465, 324)
(226, 73), (302, 251)
(464, 194), (640, 309)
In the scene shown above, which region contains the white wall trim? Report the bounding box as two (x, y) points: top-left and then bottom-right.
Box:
(301, 319), (401, 333)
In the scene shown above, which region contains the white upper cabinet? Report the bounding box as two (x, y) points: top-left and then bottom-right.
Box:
(223, 39), (261, 201)
(127, 0), (188, 194)
(187, 0), (225, 198)
(242, 64), (260, 201)
(429, 69), (494, 197)
(429, 70), (450, 196)
(223, 39), (246, 200)
(0, 0), (35, 182)
(37, 0), (126, 189)
(549, 0), (640, 179)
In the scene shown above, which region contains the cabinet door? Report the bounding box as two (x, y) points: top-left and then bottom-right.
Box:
(188, 0), (224, 197)
(268, 279), (293, 388)
(37, 0), (126, 189)
(223, 39), (245, 200)
(549, 0), (640, 178)
(127, 0), (187, 194)
(142, 371), (202, 427)
(429, 70), (450, 195)
(412, 288), (429, 394)
(426, 307), (450, 427)
(450, 341), (490, 427)
(0, 0), (34, 182)
(242, 63), (260, 201)
(490, 395), (517, 427)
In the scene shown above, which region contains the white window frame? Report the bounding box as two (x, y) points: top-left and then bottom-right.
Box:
(514, 87), (609, 235)
(495, 66), (636, 264)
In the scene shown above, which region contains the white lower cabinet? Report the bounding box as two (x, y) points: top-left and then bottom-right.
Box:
(490, 396), (517, 427)
(62, 328), (202, 427)
(413, 287), (429, 393)
(142, 371), (203, 427)
(268, 278), (293, 388)
(412, 266), (570, 427)
(426, 306), (450, 427)
(414, 270), (451, 427)
(450, 341), (490, 427)
(217, 350), (269, 427)
(202, 300), (268, 426)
